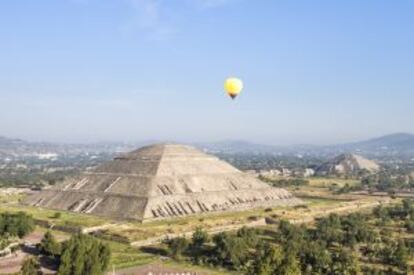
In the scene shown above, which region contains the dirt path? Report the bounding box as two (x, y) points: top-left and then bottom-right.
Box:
(107, 263), (209, 275)
(0, 251), (27, 274)
(289, 197), (392, 224)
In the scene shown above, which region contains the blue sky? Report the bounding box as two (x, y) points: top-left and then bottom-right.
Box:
(0, 0), (413, 144)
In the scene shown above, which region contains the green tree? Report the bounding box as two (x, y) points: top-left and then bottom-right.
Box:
(168, 237), (189, 260)
(300, 241), (332, 274)
(192, 227), (208, 249)
(331, 248), (360, 275)
(0, 212), (34, 238)
(279, 253), (301, 275)
(393, 241), (410, 270)
(249, 243), (283, 275)
(212, 232), (249, 269)
(315, 214), (343, 245)
(277, 220), (306, 249)
(405, 220), (414, 233)
(40, 231), (61, 257)
(21, 257), (42, 275)
(342, 213), (375, 246)
(57, 234), (110, 275)
(236, 227), (259, 247)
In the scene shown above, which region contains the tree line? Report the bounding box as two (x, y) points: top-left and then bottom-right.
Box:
(163, 201), (414, 274)
(0, 212), (34, 238)
(21, 232), (110, 275)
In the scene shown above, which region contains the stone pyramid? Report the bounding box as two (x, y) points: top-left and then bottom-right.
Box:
(23, 144), (300, 221)
(316, 154), (380, 176)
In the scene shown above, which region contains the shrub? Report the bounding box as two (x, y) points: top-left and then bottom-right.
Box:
(192, 227), (209, 249)
(0, 212), (34, 238)
(40, 231), (61, 257)
(52, 212), (62, 219)
(21, 257), (42, 275)
(58, 234), (110, 275)
(167, 237), (189, 260)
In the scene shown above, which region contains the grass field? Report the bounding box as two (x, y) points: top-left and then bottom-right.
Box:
(307, 177), (360, 188)
(106, 240), (234, 274)
(0, 203), (110, 228)
(106, 240), (158, 269)
(164, 260), (236, 275)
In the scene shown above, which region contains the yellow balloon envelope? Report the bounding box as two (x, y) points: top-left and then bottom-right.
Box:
(224, 77), (243, 99)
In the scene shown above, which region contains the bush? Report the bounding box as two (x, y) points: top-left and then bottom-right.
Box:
(247, 215), (260, 221)
(265, 217), (278, 225)
(405, 220), (414, 233)
(58, 234), (110, 275)
(0, 212), (34, 238)
(21, 257), (42, 275)
(52, 212), (62, 219)
(192, 227), (209, 249)
(40, 231), (61, 257)
(167, 237), (189, 260)
(212, 232), (249, 269)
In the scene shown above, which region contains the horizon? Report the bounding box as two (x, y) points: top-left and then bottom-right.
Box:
(1, 0), (413, 145)
(1, 132), (413, 147)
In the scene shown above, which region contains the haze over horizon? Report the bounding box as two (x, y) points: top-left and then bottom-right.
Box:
(1, 0), (413, 145)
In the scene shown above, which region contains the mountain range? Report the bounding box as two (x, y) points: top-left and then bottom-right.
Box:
(1, 133), (414, 158)
(198, 133), (414, 157)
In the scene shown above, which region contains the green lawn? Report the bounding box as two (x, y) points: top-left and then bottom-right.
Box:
(302, 197), (350, 206)
(106, 240), (158, 269)
(0, 203), (110, 228)
(308, 177), (360, 188)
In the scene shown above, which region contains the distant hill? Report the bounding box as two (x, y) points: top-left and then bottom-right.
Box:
(1, 133), (414, 158)
(343, 133), (414, 151)
(0, 136), (25, 146)
(319, 133), (414, 157)
(316, 154), (380, 176)
(199, 133), (414, 157)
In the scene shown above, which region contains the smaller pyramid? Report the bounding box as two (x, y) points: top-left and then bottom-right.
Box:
(23, 144), (301, 221)
(316, 154), (380, 176)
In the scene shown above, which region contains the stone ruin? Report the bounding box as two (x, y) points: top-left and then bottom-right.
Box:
(23, 144), (301, 222)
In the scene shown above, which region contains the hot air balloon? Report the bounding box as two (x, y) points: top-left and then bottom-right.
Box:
(224, 77), (243, 99)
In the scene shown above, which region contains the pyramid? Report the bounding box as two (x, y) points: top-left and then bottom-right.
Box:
(316, 154), (380, 176)
(23, 144), (301, 221)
